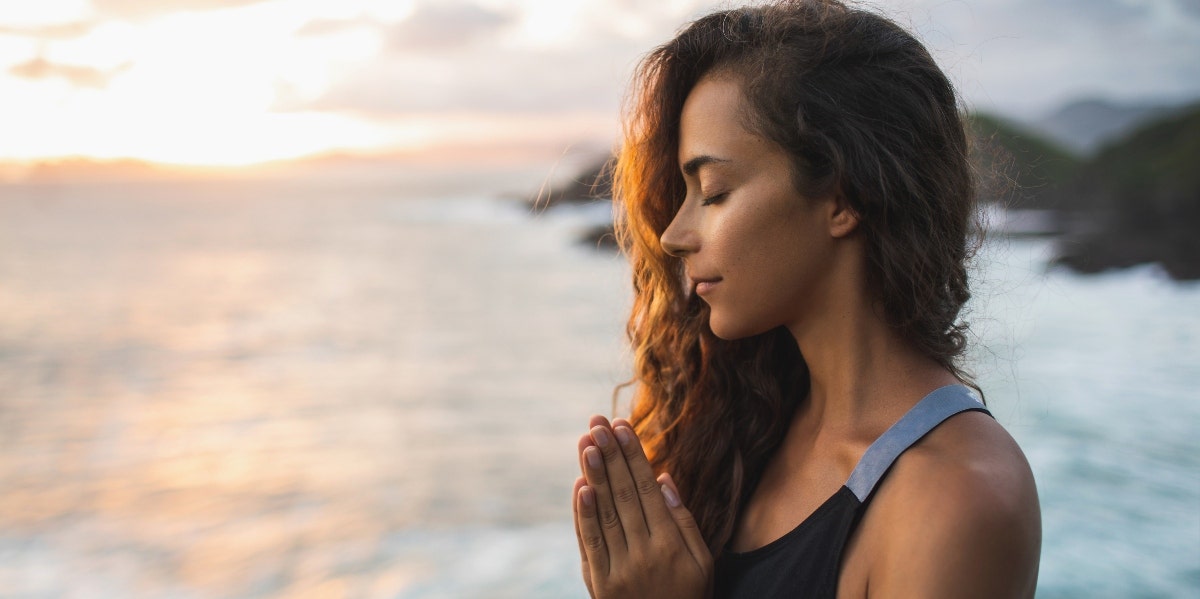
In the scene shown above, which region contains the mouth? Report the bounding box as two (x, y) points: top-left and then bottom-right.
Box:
(690, 276), (722, 296)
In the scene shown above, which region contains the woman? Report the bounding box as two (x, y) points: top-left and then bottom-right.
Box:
(571, 1), (1041, 597)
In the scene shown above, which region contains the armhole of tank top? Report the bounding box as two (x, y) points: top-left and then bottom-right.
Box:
(844, 385), (991, 503)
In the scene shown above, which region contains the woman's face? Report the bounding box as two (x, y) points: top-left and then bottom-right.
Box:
(661, 74), (846, 340)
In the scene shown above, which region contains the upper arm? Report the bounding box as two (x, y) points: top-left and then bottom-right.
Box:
(867, 426), (1042, 598)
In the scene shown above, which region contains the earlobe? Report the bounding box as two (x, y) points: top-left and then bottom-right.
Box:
(827, 192), (860, 239)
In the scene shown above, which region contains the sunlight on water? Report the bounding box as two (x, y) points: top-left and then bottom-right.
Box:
(0, 182), (1197, 598)
(0, 181), (623, 597)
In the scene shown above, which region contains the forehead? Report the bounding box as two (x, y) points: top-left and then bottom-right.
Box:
(678, 75), (769, 169)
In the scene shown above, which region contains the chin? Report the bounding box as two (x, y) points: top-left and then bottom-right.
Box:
(708, 315), (771, 341)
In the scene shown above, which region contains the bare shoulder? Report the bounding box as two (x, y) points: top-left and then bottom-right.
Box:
(860, 411), (1042, 598)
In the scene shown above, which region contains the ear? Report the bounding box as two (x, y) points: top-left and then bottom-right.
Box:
(826, 190), (860, 239)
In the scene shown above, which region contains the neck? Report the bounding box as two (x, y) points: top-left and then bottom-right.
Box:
(786, 253), (957, 441)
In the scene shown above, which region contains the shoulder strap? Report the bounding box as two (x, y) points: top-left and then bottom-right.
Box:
(845, 385), (990, 502)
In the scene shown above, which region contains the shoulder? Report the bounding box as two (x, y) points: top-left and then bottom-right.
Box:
(858, 410), (1042, 598)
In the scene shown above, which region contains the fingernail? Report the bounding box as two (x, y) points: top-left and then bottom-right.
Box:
(661, 484), (681, 508)
(591, 426), (611, 448)
(580, 486), (594, 507)
(614, 426), (632, 446)
(585, 446), (602, 469)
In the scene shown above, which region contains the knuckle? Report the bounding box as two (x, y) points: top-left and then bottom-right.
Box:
(635, 477), (659, 497)
(676, 512), (699, 529)
(583, 533), (605, 552)
(587, 468), (608, 486)
(613, 485), (639, 504)
(600, 443), (624, 462)
(598, 506), (621, 529)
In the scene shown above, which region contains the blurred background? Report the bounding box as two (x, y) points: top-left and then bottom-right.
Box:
(0, 1), (1197, 597)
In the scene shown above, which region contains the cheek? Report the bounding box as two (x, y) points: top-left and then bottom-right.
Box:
(718, 209), (812, 284)
(706, 220), (814, 338)
(708, 202), (779, 259)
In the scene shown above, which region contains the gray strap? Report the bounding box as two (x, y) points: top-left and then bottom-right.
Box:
(845, 385), (990, 502)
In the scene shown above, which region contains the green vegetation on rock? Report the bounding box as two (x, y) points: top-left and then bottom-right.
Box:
(1053, 103), (1200, 279)
(966, 112), (1079, 209)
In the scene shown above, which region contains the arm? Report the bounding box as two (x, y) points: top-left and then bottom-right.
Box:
(572, 416), (713, 599)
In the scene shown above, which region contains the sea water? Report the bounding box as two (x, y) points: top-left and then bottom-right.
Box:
(0, 181), (1196, 598)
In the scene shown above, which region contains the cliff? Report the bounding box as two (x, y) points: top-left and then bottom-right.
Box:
(967, 112), (1079, 210)
(1052, 103), (1200, 279)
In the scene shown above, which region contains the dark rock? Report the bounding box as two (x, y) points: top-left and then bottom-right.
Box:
(1053, 232), (1200, 280)
(1051, 102), (1200, 280)
(528, 155), (613, 212)
(578, 223), (618, 250)
(967, 112), (1080, 210)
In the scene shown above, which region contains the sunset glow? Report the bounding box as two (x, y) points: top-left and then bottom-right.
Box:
(0, 0), (610, 168)
(2, 0), (1198, 173)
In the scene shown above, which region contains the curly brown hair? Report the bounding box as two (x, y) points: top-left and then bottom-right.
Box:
(613, 0), (978, 556)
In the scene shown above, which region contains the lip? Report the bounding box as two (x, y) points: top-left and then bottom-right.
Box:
(690, 276), (722, 296)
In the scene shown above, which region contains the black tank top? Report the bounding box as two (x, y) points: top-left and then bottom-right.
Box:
(713, 385), (991, 598)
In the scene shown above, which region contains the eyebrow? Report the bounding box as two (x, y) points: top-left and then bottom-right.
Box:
(680, 155), (731, 177)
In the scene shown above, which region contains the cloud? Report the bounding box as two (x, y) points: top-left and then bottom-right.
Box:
(290, 0), (708, 119)
(294, 2), (513, 50)
(295, 17), (374, 38)
(1178, 0), (1200, 19)
(8, 56), (129, 88)
(304, 45), (628, 117)
(89, 0), (273, 20)
(383, 2), (515, 52)
(884, 0), (1200, 115)
(0, 20), (96, 40)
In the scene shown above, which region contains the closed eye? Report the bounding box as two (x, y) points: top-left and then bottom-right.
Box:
(701, 192), (728, 206)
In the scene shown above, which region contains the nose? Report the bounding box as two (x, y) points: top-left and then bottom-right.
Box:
(659, 202), (698, 257)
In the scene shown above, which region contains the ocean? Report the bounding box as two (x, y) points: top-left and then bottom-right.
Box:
(0, 179), (1196, 598)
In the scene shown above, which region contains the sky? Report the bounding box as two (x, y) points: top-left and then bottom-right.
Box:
(0, 0), (1197, 169)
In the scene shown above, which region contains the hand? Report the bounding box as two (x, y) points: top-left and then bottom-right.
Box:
(572, 415), (713, 599)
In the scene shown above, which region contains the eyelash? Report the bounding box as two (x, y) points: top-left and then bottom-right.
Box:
(701, 192), (728, 206)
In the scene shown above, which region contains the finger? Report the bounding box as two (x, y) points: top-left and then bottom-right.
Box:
(572, 476), (595, 594)
(573, 476), (588, 564)
(576, 483), (611, 578)
(589, 423), (651, 542)
(581, 422), (632, 556)
(658, 472), (711, 567)
(589, 414), (612, 430)
(611, 422), (677, 534)
(582, 443), (630, 556)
